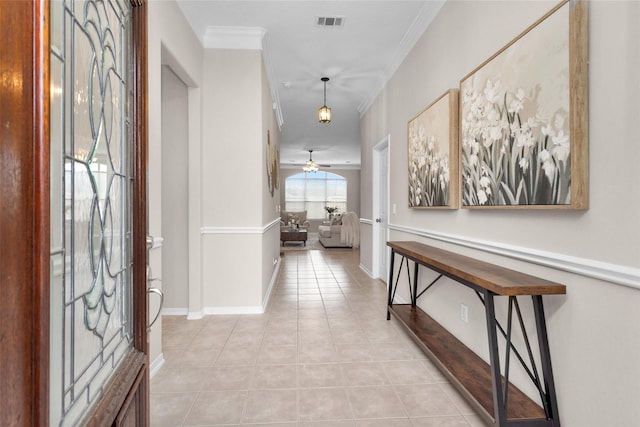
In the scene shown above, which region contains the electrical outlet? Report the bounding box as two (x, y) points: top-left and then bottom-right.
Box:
(460, 304), (469, 323)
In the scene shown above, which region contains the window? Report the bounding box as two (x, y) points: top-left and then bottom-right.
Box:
(285, 172), (347, 219)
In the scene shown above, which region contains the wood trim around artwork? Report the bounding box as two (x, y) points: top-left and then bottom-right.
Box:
(569, 0), (589, 209)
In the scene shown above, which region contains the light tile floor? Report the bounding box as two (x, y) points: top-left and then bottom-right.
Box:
(151, 248), (491, 427)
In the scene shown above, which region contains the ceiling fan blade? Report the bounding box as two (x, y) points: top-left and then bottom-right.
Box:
(290, 163), (331, 168)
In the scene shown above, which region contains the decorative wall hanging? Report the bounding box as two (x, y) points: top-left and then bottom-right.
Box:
(266, 130), (279, 196)
(460, 0), (588, 209)
(408, 89), (459, 209)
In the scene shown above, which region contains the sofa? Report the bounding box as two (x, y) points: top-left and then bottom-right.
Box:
(318, 212), (360, 248)
(280, 210), (310, 230)
(318, 224), (350, 247)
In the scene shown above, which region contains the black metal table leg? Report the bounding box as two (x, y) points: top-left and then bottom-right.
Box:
(412, 261), (419, 306)
(484, 291), (507, 427)
(387, 249), (396, 320)
(532, 295), (561, 427)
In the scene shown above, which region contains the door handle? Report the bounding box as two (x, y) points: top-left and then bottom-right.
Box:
(147, 287), (164, 329)
(146, 265), (164, 329)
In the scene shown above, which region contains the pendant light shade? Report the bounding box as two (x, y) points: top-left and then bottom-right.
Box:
(318, 77), (331, 123)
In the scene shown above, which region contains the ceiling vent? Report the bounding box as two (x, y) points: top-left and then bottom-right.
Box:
(316, 16), (345, 28)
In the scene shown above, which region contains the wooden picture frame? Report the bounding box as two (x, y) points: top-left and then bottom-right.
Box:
(408, 89), (459, 209)
(460, 0), (588, 209)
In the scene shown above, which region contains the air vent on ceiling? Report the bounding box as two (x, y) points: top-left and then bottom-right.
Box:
(316, 16), (345, 28)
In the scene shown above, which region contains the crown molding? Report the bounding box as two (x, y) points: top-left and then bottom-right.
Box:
(358, 1), (445, 116)
(204, 26), (266, 50)
(203, 26), (283, 128)
(262, 33), (284, 128)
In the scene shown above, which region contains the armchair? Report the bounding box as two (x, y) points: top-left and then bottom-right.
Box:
(280, 210), (310, 230)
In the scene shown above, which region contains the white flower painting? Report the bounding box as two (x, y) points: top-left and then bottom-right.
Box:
(408, 89), (458, 208)
(460, 0), (587, 208)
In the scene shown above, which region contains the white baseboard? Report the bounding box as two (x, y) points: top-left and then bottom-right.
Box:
(359, 263), (375, 279)
(149, 353), (165, 378)
(262, 257), (281, 311)
(204, 306), (264, 315)
(187, 311), (204, 320)
(160, 259), (279, 318)
(161, 308), (188, 316)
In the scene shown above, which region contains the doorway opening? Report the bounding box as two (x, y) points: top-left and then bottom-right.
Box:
(160, 65), (190, 313)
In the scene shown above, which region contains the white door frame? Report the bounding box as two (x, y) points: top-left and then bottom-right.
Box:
(372, 135), (390, 281)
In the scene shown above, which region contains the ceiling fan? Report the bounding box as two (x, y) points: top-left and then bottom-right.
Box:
(300, 149), (330, 172)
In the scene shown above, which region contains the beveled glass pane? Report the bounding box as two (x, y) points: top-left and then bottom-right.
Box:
(73, 23), (95, 160)
(51, 0), (64, 55)
(108, 71), (122, 172)
(51, 54), (64, 249)
(51, 0), (133, 425)
(64, 12), (73, 157)
(73, 162), (94, 296)
(49, 254), (64, 425)
(106, 176), (123, 273)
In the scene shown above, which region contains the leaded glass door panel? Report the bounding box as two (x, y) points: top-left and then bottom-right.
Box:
(49, 0), (149, 425)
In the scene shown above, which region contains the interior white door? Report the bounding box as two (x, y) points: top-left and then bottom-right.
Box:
(377, 145), (389, 280)
(372, 137), (389, 281)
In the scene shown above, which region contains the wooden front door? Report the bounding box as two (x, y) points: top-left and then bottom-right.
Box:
(0, 0), (149, 425)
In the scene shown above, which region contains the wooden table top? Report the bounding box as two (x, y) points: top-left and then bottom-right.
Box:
(388, 241), (566, 296)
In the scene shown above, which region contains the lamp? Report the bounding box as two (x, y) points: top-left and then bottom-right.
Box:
(318, 77), (331, 123)
(303, 150), (319, 173)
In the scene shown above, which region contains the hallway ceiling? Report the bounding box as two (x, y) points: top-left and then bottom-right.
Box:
(177, 0), (444, 169)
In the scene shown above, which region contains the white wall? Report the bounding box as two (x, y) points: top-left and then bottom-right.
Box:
(161, 66), (189, 310)
(360, 2), (640, 426)
(260, 58), (282, 303)
(201, 48), (281, 312)
(148, 0), (204, 371)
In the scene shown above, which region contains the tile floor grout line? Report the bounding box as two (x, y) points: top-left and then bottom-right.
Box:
(152, 248), (489, 426)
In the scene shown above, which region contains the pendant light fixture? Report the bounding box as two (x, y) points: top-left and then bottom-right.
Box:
(318, 77), (331, 123)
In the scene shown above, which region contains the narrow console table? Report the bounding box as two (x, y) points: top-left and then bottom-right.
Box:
(386, 241), (565, 427)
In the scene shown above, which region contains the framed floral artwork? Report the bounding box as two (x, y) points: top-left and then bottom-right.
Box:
(460, 0), (588, 209)
(408, 89), (459, 209)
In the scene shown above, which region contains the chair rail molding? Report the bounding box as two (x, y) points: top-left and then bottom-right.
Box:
(389, 223), (640, 290)
(201, 218), (281, 235)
